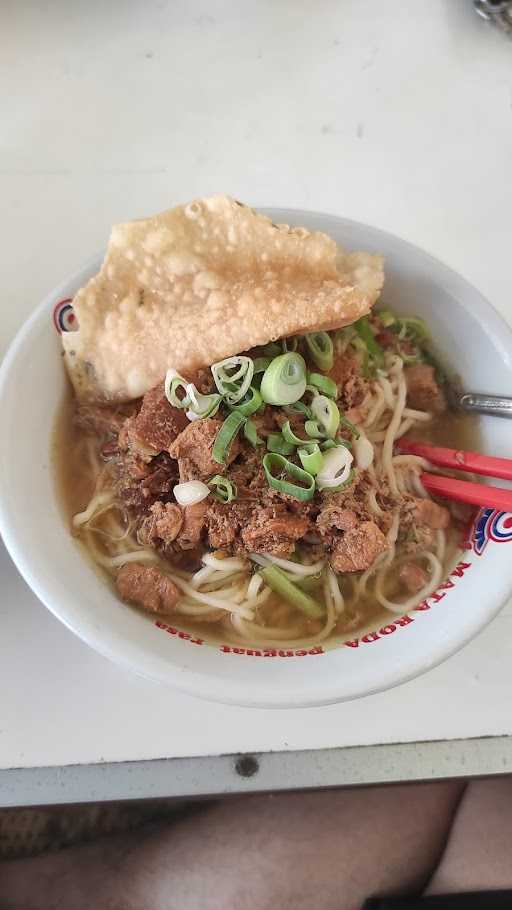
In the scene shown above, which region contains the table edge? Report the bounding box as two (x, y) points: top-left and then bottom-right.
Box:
(2, 736), (511, 807)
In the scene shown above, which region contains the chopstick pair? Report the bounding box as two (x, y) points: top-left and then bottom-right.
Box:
(396, 440), (512, 512)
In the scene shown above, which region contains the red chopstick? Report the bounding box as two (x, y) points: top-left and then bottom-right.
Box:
(396, 439), (512, 511)
(397, 439), (512, 481)
(421, 472), (512, 511)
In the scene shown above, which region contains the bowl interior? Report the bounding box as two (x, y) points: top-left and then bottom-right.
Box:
(1, 211), (512, 708)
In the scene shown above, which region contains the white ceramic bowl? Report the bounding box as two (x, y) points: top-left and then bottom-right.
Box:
(1, 210), (512, 708)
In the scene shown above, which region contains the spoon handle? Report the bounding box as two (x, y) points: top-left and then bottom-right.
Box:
(458, 393), (512, 418)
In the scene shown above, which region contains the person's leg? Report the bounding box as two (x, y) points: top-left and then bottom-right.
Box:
(0, 782), (462, 910)
(426, 777), (512, 895)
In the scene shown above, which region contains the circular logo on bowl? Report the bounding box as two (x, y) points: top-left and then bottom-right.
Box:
(53, 298), (77, 333)
(473, 508), (512, 555)
(489, 512), (512, 542)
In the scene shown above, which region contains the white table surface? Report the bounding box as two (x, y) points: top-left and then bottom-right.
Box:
(2, 0), (512, 798)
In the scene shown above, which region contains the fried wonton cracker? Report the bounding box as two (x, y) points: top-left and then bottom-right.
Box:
(62, 195), (384, 401)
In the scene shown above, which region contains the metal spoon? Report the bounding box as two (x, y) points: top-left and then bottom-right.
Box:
(474, 0), (512, 34)
(453, 392), (512, 418)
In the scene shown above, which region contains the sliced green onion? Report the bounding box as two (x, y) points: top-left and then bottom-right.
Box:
(244, 418), (264, 447)
(305, 419), (325, 439)
(308, 372), (337, 398)
(262, 342), (282, 358)
(208, 475), (237, 503)
(321, 438), (352, 451)
(260, 565), (324, 618)
(354, 317), (384, 367)
(164, 369), (190, 409)
(320, 468), (355, 494)
(377, 308), (397, 328)
(260, 352), (307, 406)
(316, 446), (354, 491)
(361, 350), (371, 378)
(335, 325), (356, 346)
(253, 357), (271, 375)
(230, 386), (262, 416)
(262, 453), (315, 502)
(212, 412), (246, 464)
(311, 395), (340, 438)
(351, 334), (369, 356)
(399, 347), (422, 365)
(298, 443), (323, 475)
(211, 356), (254, 405)
(399, 316), (429, 343)
(304, 332), (334, 371)
(282, 336), (299, 352)
(281, 420), (309, 446)
(350, 336), (373, 378)
(339, 413), (360, 439)
(284, 401), (313, 420)
(186, 384), (222, 418)
(266, 433), (295, 457)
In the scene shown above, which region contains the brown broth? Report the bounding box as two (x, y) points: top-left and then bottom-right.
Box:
(53, 390), (97, 518)
(408, 410), (481, 449)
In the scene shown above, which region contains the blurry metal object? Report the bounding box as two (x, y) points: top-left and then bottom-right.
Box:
(456, 391), (512, 418)
(474, 0), (512, 34)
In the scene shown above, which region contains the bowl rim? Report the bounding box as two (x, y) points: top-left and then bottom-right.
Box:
(1, 210), (512, 708)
